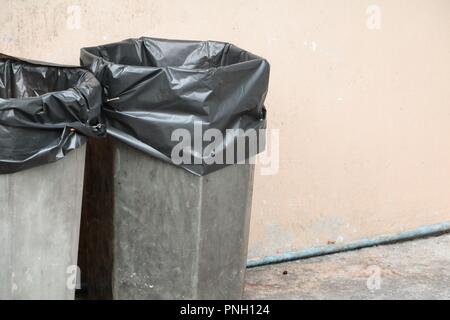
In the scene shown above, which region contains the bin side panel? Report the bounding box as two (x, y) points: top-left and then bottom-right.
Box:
(111, 141), (254, 299)
(0, 145), (86, 300)
(0, 174), (12, 298)
(112, 141), (201, 300)
(197, 164), (254, 299)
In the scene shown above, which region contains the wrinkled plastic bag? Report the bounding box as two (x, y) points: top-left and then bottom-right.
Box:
(81, 37), (270, 176)
(0, 54), (105, 174)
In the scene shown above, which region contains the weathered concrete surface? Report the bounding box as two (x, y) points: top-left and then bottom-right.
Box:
(244, 233), (450, 300)
(81, 140), (255, 300)
(0, 146), (86, 300)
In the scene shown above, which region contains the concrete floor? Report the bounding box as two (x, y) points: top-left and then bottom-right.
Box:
(244, 233), (450, 300)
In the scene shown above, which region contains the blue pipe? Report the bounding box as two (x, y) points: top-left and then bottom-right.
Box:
(247, 221), (450, 268)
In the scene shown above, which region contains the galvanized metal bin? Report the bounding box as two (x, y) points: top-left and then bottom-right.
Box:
(79, 37), (268, 300)
(0, 54), (103, 300)
(80, 139), (254, 299)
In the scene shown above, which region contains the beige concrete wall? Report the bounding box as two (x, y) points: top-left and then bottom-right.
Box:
(2, 0), (450, 261)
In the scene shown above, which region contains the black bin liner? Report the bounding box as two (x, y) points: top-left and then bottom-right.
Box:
(0, 54), (105, 174)
(81, 37), (270, 176)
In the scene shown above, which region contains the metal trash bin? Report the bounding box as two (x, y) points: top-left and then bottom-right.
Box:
(0, 54), (104, 300)
(80, 37), (270, 299)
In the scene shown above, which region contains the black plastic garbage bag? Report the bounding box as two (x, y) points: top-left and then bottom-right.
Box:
(81, 37), (270, 176)
(0, 54), (105, 174)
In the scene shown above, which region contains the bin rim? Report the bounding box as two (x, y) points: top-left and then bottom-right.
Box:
(0, 53), (101, 102)
(80, 36), (269, 73)
(0, 53), (105, 174)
